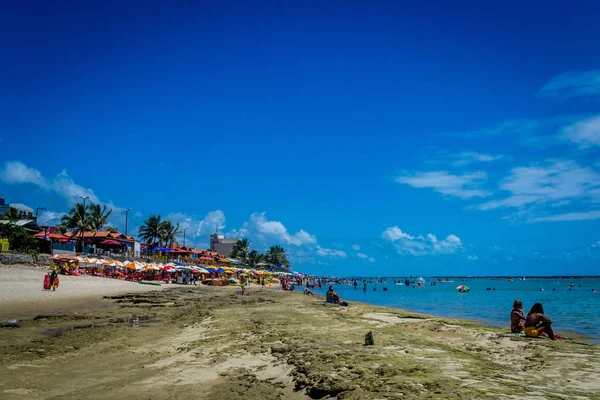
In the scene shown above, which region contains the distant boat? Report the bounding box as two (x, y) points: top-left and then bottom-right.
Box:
(508, 277), (513, 282)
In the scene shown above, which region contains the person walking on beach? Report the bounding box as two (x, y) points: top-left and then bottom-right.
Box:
(49, 268), (58, 291)
(510, 299), (526, 333)
(525, 303), (556, 340)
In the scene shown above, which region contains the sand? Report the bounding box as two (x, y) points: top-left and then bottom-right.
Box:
(0, 264), (164, 319)
(1, 278), (599, 399)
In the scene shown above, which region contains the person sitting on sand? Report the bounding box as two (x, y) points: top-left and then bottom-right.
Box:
(325, 286), (344, 304)
(525, 303), (556, 340)
(510, 299), (526, 333)
(326, 286), (335, 303)
(304, 286), (315, 296)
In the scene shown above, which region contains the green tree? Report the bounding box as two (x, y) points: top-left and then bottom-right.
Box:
(1, 207), (20, 222)
(0, 222), (38, 253)
(60, 202), (90, 248)
(159, 220), (181, 246)
(105, 226), (119, 233)
(231, 238), (250, 261)
(87, 204), (112, 231)
(138, 215), (163, 245)
(247, 249), (264, 268)
(265, 245), (290, 269)
(55, 221), (69, 235)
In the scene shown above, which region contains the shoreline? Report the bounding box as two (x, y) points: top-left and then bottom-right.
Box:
(1, 285), (599, 399)
(3, 265), (597, 343)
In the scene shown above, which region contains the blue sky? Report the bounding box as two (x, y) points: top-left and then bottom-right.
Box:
(1, 1), (600, 276)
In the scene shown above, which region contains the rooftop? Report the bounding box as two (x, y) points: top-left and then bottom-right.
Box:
(6, 203), (34, 213)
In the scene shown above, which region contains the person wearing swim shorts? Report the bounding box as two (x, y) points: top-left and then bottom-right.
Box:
(525, 303), (556, 340)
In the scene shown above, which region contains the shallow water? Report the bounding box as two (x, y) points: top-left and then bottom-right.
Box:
(314, 277), (600, 342)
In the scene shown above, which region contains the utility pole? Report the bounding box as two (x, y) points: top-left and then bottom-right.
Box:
(35, 207), (46, 219)
(183, 227), (187, 246)
(125, 208), (131, 236)
(79, 196), (90, 252)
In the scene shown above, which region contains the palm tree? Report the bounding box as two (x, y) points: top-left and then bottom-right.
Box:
(159, 220), (181, 246)
(1, 207), (19, 222)
(231, 238), (250, 262)
(87, 204), (112, 231)
(55, 222), (68, 234)
(60, 202), (90, 251)
(138, 215), (163, 245)
(265, 245), (290, 269)
(60, 203), (89, 234)
(248, 249), (264, 268)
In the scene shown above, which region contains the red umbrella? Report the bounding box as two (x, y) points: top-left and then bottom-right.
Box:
(100, 239), (121, 246)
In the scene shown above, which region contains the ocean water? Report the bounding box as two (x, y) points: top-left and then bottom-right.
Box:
(311, 278), (600, 342)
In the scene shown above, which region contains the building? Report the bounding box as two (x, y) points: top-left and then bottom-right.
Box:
(209, 230), (240, 257)
(0, 197), (36, 221)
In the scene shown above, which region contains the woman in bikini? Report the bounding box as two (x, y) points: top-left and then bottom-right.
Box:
(524, 303), (556, 340)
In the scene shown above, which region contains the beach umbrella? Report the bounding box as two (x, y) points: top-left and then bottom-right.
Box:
(456, 285), (469, 291)
(100, 239), (121, 246)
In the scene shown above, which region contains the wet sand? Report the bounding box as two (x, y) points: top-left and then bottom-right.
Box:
(1, 283), (599, 399)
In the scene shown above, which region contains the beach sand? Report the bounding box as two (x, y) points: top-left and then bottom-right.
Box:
(1, 277), (599, 399)
(0, 265), (164, 319)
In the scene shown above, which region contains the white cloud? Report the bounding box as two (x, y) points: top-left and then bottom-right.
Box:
(381, 226), (414, 241)
(396, 171), (490, 199)
(562, 114), (600, 148)
(530, 210), (600, 223)
(232, 212), (316, 247)
(38, 210), (64, 226)
(477, 161), (600, 211)
(52, 170), (100, 204)
(316, 246), (347, 258)
(356, 252), (368, 259)
(538, 69), (600, 99)
(466, 255), (478, 260)
(196, 210), (226, 237)
(352, 244), (360, 251)
(381, 226), (463, 256)
(0, 161), (50, 189)
(367, 257), (376, 263)
(0, 161), (102, 205)
(452, 152), (504, 166)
